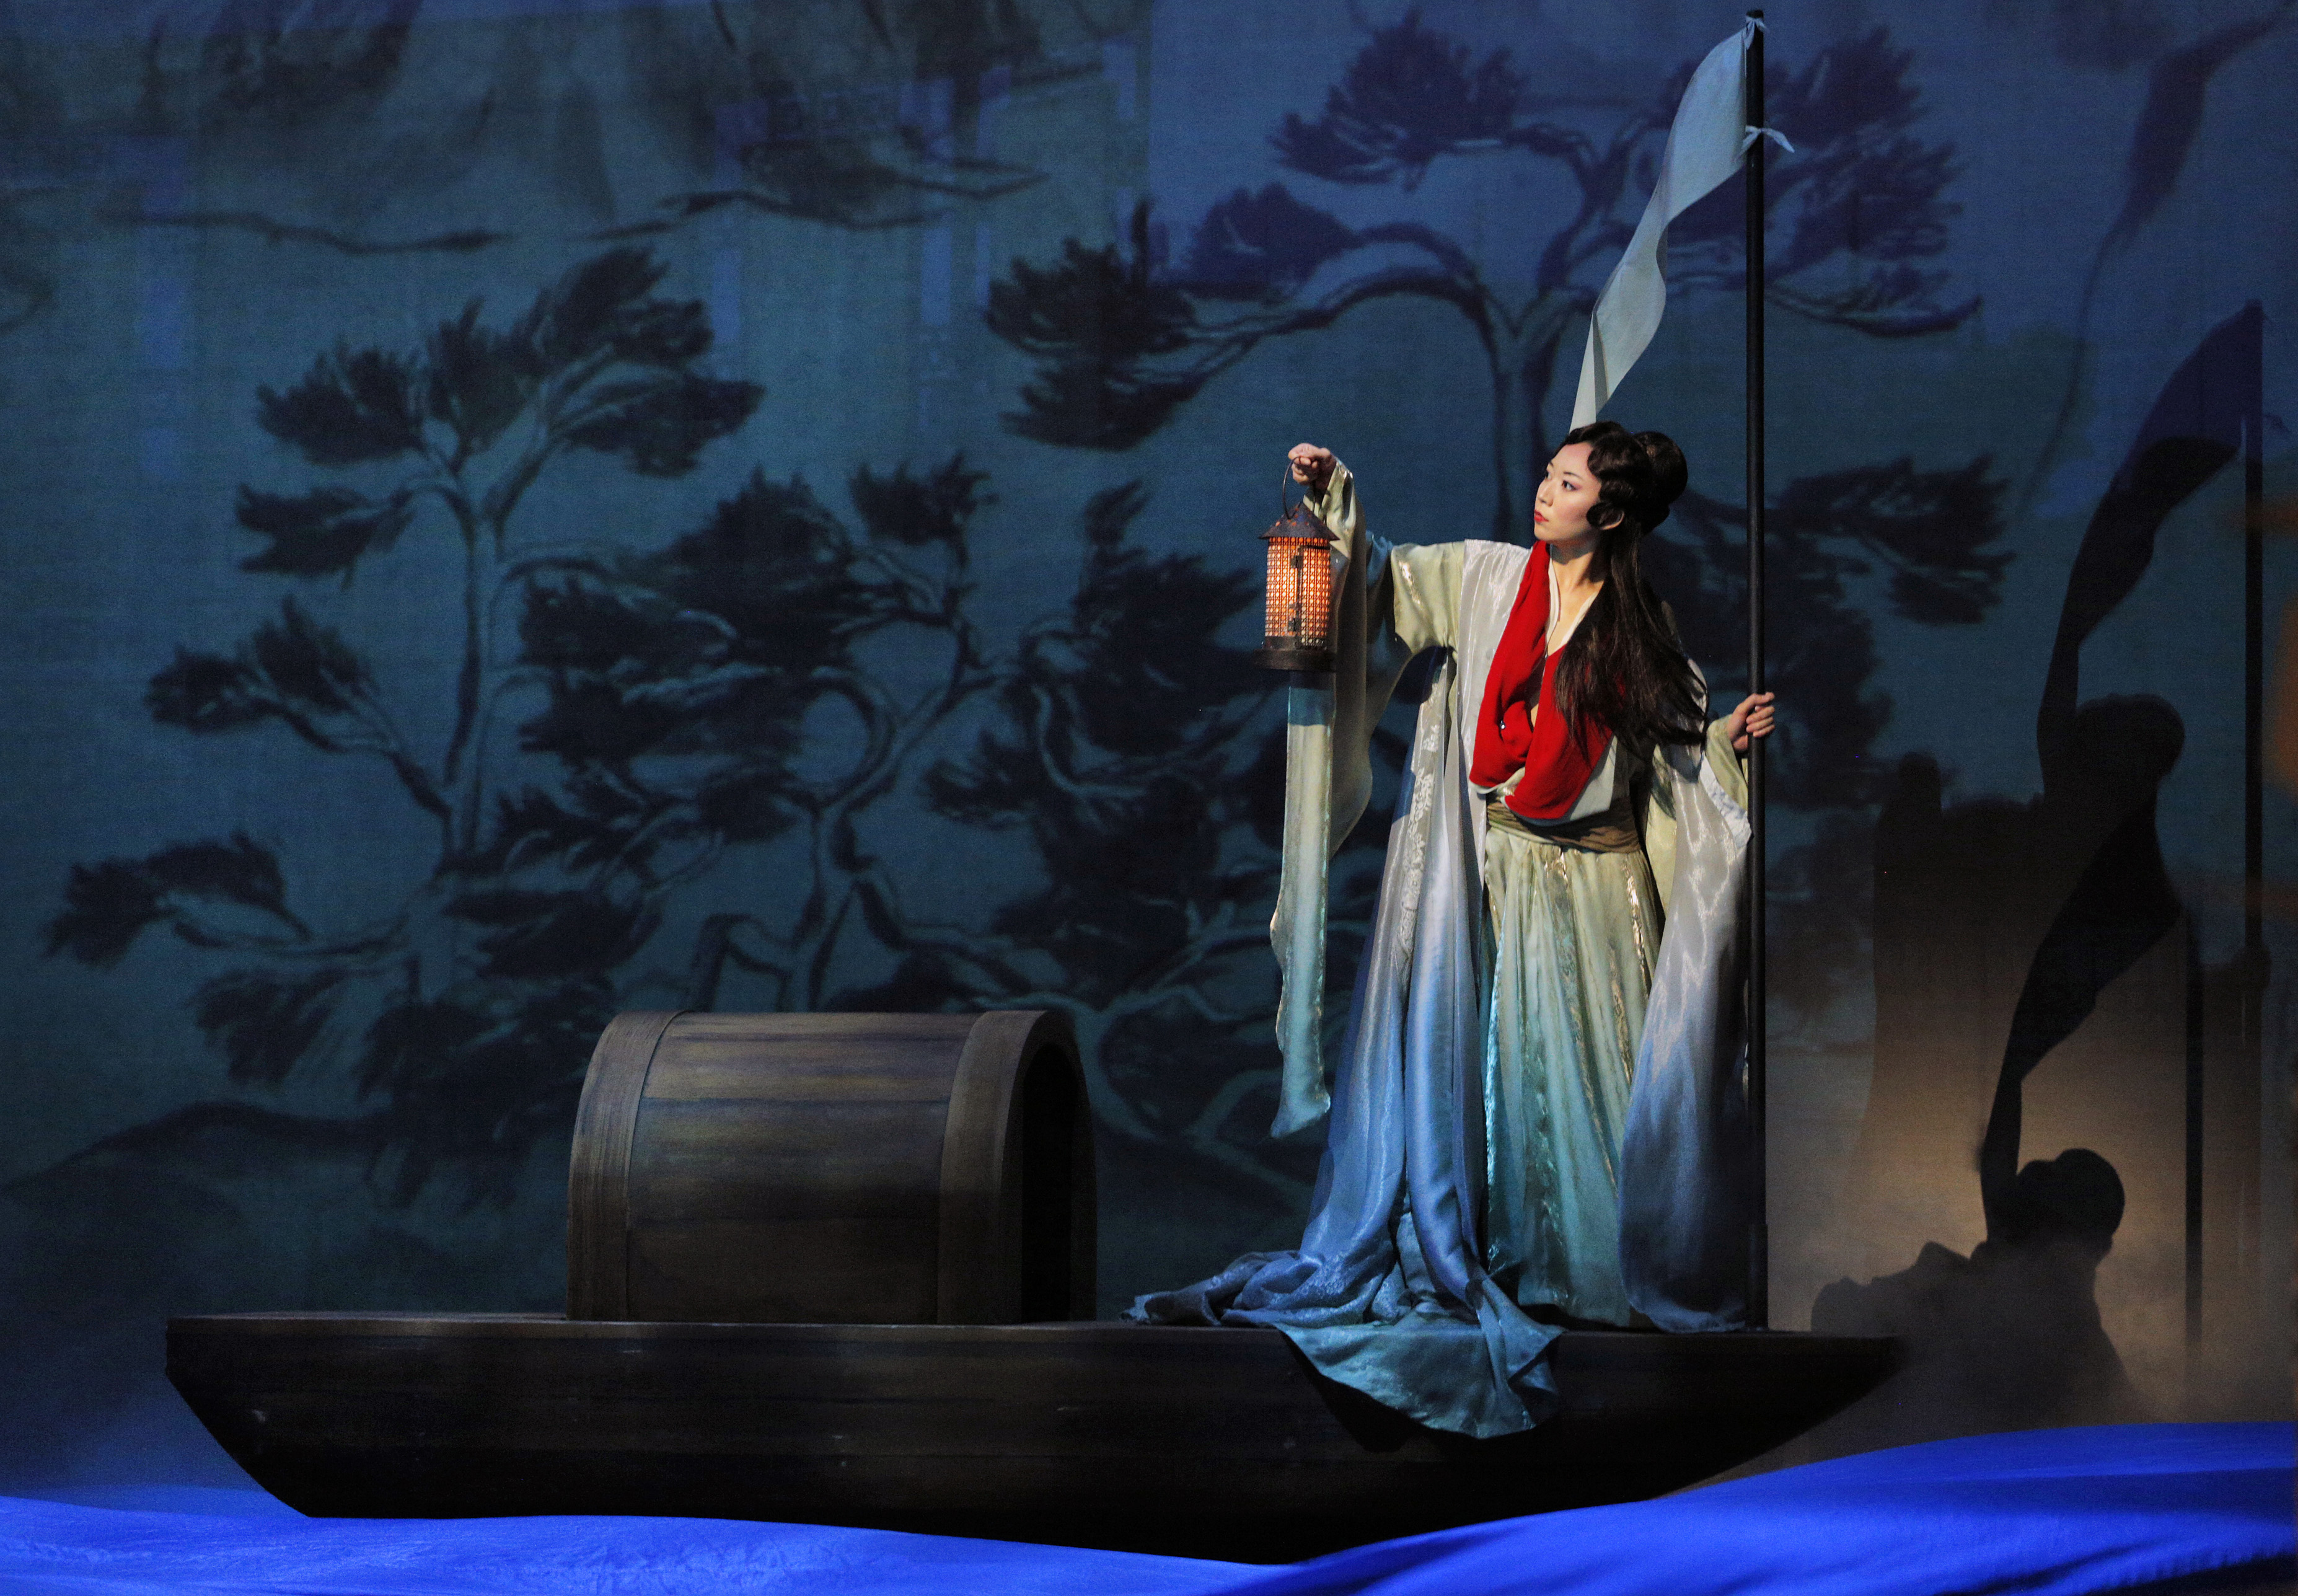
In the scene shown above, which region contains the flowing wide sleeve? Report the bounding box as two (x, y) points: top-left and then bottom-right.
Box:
(1617, 713), (1754, 1328)
(1269, 464), (1461, 1137)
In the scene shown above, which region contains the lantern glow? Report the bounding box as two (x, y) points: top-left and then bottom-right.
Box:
(1258, 498), (1336, 674)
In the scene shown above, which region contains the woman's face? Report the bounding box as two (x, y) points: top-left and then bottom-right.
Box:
(1534, 443), (1605, 546)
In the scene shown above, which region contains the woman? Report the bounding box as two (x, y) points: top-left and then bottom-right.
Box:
(1130, 422), (1774, 1439)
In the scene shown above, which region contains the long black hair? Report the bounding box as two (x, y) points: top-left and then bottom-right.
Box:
(1551, 420), (1706, 750)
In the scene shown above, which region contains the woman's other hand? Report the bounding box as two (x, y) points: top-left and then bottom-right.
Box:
(1288, 443), (1335, 493)
(1726, 692), (1776, 754)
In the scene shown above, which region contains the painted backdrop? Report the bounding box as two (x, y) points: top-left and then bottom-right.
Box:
(0, 0), (2290, 1483)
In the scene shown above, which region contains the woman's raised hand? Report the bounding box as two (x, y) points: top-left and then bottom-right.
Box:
(1288, 443), (1336, 493)
(1726, 692), (1776, 754)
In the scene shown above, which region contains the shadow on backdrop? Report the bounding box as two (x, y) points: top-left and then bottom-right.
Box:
(1811, 304), (2265, 1450)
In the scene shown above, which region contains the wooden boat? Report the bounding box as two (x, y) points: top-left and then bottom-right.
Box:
(170, 1313), (1894, 1562)
(168, 1011), (1895, 1563)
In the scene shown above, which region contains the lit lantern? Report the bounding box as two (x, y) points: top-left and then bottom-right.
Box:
(1258, 488), (1336, 674)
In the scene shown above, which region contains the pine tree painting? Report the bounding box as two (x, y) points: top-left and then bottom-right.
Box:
(45, 250), (760, 1198)
(985, 15), (2014, 807)
(39, 245), (1293, 1223)
(26, 12), (2043, 1268)
(42, 250), (1040, 1208)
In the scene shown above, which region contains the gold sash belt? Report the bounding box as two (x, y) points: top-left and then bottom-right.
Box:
(1484, 798), (1640, 855)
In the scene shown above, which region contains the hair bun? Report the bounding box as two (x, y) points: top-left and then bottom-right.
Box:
(1558, 418), (1689, 537)
(1634, 431), (1687, 529)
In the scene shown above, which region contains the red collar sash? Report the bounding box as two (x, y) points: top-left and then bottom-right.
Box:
(1469, 543), (1614, 822)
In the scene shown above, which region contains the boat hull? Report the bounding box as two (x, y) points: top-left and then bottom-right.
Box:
(169, 1313), (1895, 1562)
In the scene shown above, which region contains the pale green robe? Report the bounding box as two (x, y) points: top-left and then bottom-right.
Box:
(1276, 462), (1747, 1326)
(1132, 461), (1754, 1437)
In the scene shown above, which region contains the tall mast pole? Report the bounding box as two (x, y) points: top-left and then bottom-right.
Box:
(1744, 9), (1770, 1331)
(2240, 299), (2265, 1366)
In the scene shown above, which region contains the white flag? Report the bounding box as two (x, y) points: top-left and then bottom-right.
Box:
(1571, 21), (1774, 429)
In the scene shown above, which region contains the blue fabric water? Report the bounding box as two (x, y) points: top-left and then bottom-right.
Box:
(1, 1424), (2286, 1596)
(0, 1492), (1243, 1596)
(1228, 1423), (2296, 1596)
